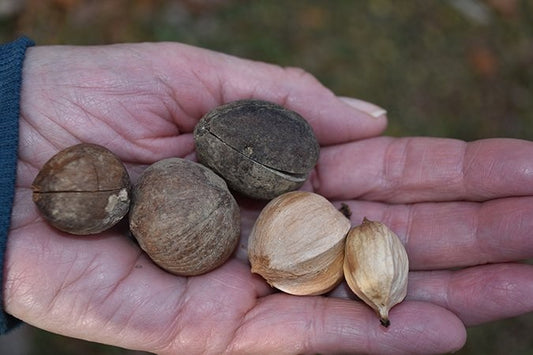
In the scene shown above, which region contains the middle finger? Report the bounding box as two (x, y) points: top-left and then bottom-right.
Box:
(336, 196), (533, 270)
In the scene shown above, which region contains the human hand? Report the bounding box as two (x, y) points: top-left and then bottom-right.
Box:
(4, 42), (532, 354)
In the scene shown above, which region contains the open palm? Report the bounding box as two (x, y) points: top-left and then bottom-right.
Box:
(5, 42), (533, 355)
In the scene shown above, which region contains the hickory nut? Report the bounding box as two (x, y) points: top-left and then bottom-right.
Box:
(194, 99), (320, 200)
(248, 191), (410, 327)
(344, 218), (409, 327)
(129, 158), (240, 276)
(32, 143), (131, 235)
(248, 191), (350, 295)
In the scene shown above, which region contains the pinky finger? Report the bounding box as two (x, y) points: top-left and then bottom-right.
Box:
(228, 294), (466, 355)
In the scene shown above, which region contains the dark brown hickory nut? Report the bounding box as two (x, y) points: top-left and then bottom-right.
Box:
(193, 99), (320, 200)
(32, 143), (131, 235)
(129, 158), (240, 276)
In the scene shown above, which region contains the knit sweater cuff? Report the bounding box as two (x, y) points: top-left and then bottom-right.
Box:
(0, 36), (34, 334)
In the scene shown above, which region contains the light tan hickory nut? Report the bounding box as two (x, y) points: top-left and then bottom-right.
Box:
(343, 218), (409, 327)
(248, 191), (351, 295)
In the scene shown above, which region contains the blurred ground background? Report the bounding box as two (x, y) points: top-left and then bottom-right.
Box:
(0, 0), (532, 354)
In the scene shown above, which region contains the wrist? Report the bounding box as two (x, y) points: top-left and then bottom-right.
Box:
(0, 36), (35, 334)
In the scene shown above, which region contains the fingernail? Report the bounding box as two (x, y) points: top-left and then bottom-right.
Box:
(339, 96), (387, 119)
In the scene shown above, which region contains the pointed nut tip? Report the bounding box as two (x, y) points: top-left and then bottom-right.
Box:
(380, 317), (391, 328)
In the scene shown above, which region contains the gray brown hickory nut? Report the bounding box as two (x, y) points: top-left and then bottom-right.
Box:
(32, 143), (131, 235)
(129, 158), (240, 276)
(193, 99), (320, 200)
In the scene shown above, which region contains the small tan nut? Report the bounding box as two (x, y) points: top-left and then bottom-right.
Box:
(248, 191), (351, 295)
(129, 158), (240, 276)
(32, 143), (131, 235)
(194, 99), (320, 200)
(343, 218), (409, 327)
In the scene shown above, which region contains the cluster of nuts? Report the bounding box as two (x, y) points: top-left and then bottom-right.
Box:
(32, 99), (409, 326)
(31, 100), (318, 276)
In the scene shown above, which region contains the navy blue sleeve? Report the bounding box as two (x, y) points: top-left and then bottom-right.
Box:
(0, 36), (35, 334)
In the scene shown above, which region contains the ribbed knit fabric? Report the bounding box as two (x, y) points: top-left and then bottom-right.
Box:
(0, 36), (34, 334)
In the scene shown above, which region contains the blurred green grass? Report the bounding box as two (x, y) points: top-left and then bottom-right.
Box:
(1, 0), (532, 354)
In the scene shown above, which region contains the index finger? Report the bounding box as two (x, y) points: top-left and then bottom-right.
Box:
(314, 136), (533, 203)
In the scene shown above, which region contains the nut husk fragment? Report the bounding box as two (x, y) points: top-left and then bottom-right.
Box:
(343, 218), (409, 327)
(32, 143), (131, 235)
(129, 158), (240, 276)
(194, 99), (320, 200)
(248, 191), (351, 295)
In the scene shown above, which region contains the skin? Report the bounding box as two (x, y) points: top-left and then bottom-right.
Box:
(4, 42), (533, 354)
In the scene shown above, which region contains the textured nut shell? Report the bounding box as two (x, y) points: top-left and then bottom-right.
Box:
(343, 218), (409, 326)
(194, 99), (319, 199)
(248, 191), (351, 295)
(32, 143), (131, 235)
(129, 158), (240, 276)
